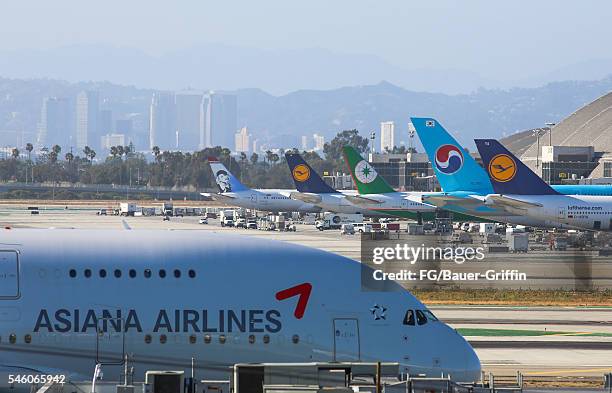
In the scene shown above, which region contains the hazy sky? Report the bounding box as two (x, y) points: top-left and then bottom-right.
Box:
(2, 0), (611, 83)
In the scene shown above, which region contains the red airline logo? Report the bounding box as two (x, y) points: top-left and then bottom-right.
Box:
(275, 283), (312, 319)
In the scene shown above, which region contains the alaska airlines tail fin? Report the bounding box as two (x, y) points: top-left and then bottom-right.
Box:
(474, 139), (559, 195)
(411, 117), (493, 194)
(208, 157), (248, 193)
(285, 152), (337, 193)
(342, 146), (395, 194)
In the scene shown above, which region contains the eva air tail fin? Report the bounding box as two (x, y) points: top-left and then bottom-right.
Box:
(411, 117), (493, 194)
(342, 146), (395, 194)
(285, 152), (337, 193)
(208, 157), (248, 193)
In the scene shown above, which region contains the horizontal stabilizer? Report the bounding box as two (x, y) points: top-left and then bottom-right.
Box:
(201, 192), (237, 202)
(345, 194), (384, 206)
(289, 191), (322, 204)
(485, 194), (543, 210)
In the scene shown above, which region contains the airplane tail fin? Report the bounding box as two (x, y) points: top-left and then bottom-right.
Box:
(474, 139), (559, 195)
(342, 146), (395, 194)
(208, 157), (248, 193)
(411, 117), (493, 194)
(285, 152), (337, 193)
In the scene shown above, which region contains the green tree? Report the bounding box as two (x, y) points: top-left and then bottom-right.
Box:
(323, 129), (369, 172)
(11, 148), (19, 159)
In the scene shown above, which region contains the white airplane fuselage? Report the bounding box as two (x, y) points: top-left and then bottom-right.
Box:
(0, 229), (480, 387)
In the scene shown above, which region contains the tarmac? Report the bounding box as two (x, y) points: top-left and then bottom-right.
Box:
(1, 203), (611, 381)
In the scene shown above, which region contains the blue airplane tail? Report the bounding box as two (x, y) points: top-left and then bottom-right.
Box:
(208, 157), (248, 193)
(474, 139), (559, 195)
(285, 152), (337, 193)
(411, 117), (493, 194)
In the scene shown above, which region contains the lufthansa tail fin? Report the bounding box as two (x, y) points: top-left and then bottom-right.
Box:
(411, 117), (493, 194)
(208, 157), (248, 193)
(474, 139), (559, 195)
(285, 152), (337, 193)
(342, 146), (395, 194)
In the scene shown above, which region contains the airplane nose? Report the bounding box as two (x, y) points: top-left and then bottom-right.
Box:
(440, 323), (481, 382)
(462, 338), (482, 382)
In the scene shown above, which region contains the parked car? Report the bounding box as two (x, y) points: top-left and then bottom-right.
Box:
(235, 218), (247, 228)
(341, 223), (355, 235)
(198, 217), (208, 224)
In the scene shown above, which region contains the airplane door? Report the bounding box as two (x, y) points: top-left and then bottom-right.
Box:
(96, 316), (125, 365)
(558, 207), (566, 220)
(333, 318), (360, 361)
(0, 250), (19, 299)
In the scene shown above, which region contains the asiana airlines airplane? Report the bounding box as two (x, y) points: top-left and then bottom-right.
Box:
(0, 229), (480, 390)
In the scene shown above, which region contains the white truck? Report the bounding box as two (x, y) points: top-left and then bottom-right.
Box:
(119, 203), (137, 216)
(220, 209), (236, 227)
(162, 202), (174, 216)
(315, 213), (363, 231)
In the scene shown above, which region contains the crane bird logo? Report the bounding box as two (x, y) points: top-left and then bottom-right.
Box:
(488, 154), (517, 182)
(434, 144), (464, 175)
(292, 164), (311, 182)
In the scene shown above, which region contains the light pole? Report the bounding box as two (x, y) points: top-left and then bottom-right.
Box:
(370, 131), (376, 154)
(545, 122), (556, 146)
(533, 128), (544, 168)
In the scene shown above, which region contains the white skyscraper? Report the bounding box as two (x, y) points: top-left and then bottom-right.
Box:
(313, 133), (325, 151)
(301, 135), (308, 150)
(380, 121), (395, 152)
(234, 127), (251, 153)
(76, 91), (99, 151)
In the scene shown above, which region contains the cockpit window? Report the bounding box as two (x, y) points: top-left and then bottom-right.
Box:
(423, 310), (439, 322)
(403, 310), (415, 325)
(416, 310), (428, 325)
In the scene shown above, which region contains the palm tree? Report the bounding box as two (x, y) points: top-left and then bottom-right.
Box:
(110, 146), (118, 158)
(25, 143), (33, 161)
(65, 152), (74, 163)
(11, 148), (19, 159)
(83, 146), (92, 162)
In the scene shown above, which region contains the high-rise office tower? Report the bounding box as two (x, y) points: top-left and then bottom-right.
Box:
(301, 135), (308, 150)
(76, 91), (99, 152)
(149, 92), (176, 150)
(37, 97), (71, 149)
(380, 121), (395, 152)
(175, 91), (203, 151)
(202, 92), (237, 149)
(234, 127), (251, 153)
(313, 133), (325, 151)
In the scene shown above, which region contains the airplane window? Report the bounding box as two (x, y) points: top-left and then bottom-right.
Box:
(403, 310), (415, 326)
(69, 269), (77, 278)
(219, 335), (226, 344)
(174, 269), (181, 278)
(99, 269), (107, 278)
(144, 334), (152, 344)
(129, 269), (136, 278)
(263, 335), (270, 344)
(189, 335), (197, 344)
(9, 334), (16, 344)
(416, 310), (428, 325)
(292, 334), (299, 344)
(423, 310), (439, 322)
(160, 334), (167, 344)
(204, 334), (212, 344)
(188, 269), (196, 278)
(114, 269), (122, 278)
(144, 269), (152, 278)
(249, 334), (255, 344)
(24, 334), (32, 344)
(159, 269), (166, 278)
(84, 269), (92, 278)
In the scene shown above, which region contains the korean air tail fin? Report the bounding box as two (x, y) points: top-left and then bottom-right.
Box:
(285, 152), (337, 193)
(411, 117), (493, 194)
(208, 157), (248, 193)
(474, 139), (559, 195)
(342, 146), (395, 194)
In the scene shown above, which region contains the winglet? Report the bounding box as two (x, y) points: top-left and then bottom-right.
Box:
(285, 152), (337, 193)
(342, 146), (394, 194)
(475, 139), (559, 195)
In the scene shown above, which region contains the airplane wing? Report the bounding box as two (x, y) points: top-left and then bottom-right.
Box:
(344, 195), (384, 206)
(421, 194), (484, 208)
(289, 192), (322, 204)
(485, 194), (542, 210)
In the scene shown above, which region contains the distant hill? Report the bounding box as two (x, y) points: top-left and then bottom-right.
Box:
(0, 75), (611, 151)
